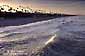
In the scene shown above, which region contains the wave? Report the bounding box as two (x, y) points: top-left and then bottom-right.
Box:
(0, 16), (85, 56)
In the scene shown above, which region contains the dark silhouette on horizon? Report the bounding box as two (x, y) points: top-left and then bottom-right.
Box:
(0, 5), (77, 27)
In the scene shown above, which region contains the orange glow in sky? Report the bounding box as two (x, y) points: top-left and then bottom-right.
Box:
(0, 0), (85, 15)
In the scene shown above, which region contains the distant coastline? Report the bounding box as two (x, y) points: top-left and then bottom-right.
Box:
(0, 5), (77, 27)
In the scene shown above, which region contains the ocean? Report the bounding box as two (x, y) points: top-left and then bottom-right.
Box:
(0, 16), (85, 56)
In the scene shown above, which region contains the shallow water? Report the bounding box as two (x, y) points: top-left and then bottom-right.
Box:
(0, 16), (85, 56)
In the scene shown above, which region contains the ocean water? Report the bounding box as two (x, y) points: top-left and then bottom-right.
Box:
(0, 16), (85, 56)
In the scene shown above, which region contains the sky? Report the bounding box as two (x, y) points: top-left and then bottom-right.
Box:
(0, 0), (85, 15)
